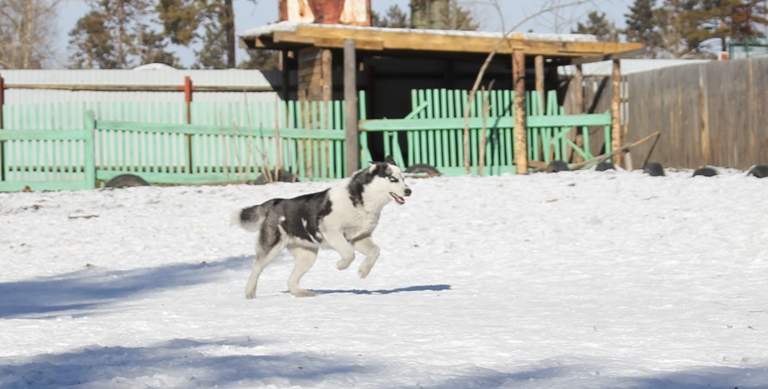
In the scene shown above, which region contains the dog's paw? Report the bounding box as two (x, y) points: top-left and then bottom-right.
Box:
(245, 291), (256, 299)
(358, 266), (372, 279)
(291, 289), (317, 298)
(336, 258), (352, 270)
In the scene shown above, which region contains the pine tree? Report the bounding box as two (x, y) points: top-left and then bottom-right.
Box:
(624, 0), (658, 57)
(239, 49), (279, 70)
(192, 10), (228, 69)
(689, 0), (768, 52)
(372, 4), (410, 28)
(69, 0), (175, 69)
(68, 10), (116, 69)
(137, 26), (180, 67)
(572, 11), (619, 41)
(156, 0), (201, 46)
(654, 0), (698, 58)
(410, 0), (479, 31)
(157, 0), (237, 69)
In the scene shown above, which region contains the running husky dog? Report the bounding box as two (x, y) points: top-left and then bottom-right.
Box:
(232, 157), (411, 299)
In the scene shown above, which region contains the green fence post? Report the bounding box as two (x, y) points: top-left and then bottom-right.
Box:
(84, 110), (97, 189)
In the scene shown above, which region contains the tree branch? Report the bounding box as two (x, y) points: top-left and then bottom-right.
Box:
(462, 0), (596, 174)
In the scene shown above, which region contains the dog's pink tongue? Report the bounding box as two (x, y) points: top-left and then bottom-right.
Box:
(391, 193), (405, 204)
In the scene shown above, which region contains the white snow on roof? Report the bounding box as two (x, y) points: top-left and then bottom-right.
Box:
(241, 20), (598, 43)
(133, 63), (178, 71)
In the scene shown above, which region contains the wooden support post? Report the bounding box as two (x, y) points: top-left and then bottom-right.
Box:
(0, 73), (5, 182)
(535, 55), (545, 108)
(280, 51), (290, 101)
(611, 59), (622, 167)
(0, 73), (4, 128)
(513, 50), (528, 174)
(177, 75), (194, 124)
(698, 65), (710, 167)
(574, 65), (583, 114)
(344, 39), (359, 176)
(322, 49), (333, 102)
(572, 64), (584, 163)
(177, 76), (194, 172)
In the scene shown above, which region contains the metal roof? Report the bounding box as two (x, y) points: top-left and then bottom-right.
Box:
(0, 69), (278, 87)
(0, 69), (282, 105)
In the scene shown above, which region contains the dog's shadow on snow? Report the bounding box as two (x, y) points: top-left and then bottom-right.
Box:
(308, 284), (451, 296)
(0, 256), (250, 319)
(0, 336), (370, 388)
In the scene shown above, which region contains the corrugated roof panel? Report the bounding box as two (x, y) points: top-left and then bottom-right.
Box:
(0, 69), (281, 86)
(0, 69), (282, 107)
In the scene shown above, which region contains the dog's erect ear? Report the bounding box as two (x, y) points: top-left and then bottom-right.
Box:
(384, 155), (397, 166)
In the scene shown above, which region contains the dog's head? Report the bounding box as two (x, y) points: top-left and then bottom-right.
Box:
(349, 156), (412, 207)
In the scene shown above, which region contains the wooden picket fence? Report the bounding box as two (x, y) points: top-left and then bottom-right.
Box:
(0, 100), (348, 191)
(0, 89), (613, 191)
(359, 89), (612, 175)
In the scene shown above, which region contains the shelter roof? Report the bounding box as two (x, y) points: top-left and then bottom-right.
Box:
(239, 21), (644, 64)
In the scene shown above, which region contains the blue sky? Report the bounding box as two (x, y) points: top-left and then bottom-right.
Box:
(54, 0), (631, 68)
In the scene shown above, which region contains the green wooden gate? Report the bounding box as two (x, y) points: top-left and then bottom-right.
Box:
(359, 89), (612, 175)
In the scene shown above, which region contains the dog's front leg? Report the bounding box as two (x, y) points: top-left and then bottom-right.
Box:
(323, 230), (356, 270)
(353, 236), (380, 279)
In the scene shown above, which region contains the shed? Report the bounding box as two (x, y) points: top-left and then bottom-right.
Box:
(239, 21), (644, 173)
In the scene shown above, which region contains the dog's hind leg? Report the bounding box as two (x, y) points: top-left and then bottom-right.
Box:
(245, 233), (285, 299)
(353, 236), (380, 279)
(286, 245), (319, 297)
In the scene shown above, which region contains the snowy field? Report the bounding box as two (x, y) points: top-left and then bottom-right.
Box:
(1, 167), (768, 389)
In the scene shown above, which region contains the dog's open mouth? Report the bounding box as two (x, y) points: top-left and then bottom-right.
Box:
(390, 192), (405, 204)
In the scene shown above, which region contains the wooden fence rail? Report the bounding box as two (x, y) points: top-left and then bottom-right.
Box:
(1, 88), (615, 191)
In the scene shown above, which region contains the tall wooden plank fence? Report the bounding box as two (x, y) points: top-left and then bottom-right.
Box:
(627, 58), (768, 170)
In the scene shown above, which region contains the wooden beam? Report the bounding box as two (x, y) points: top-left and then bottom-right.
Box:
(699, 65), (710, 166)
(574, 65), (583, 114)
(344, 39), (359, 176)
(611, 59), (622, 167)
(2, 84), (277, 92)
(569, 47), (646, 65)
(571, 64), (584, 164)
(322, 49), (332, 102)
(313, 37), (384, 51)
(513, 50), (527, 174)
(282, 26), (645, 57)
(280, 51), (290, 101)
(535, 55), (545, 108)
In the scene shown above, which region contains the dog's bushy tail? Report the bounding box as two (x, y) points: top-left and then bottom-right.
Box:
(231, 204), (266, 232)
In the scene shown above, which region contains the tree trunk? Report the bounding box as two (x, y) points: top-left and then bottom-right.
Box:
(224, 0), (236, 68)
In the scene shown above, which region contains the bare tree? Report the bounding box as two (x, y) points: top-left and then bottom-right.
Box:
(0, 0), (62, 69)
(527, 0), (600, 33)
(461, 0), (598, 173)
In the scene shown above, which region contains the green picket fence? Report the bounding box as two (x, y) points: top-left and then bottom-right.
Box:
(0, 89), (613, 191)
(92, 100), (348, 185)
(0, 111), (96, 192)
(0, 100), (348, 191)
(359, 89), (612, 175)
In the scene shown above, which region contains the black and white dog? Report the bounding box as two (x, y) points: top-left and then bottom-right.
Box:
(233, 157), (411, 299)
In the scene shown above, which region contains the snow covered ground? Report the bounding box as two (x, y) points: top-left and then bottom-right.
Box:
(1, 167), (768, 388)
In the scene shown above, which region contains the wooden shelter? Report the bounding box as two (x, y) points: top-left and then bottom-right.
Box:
(239, 21), (644, 174)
